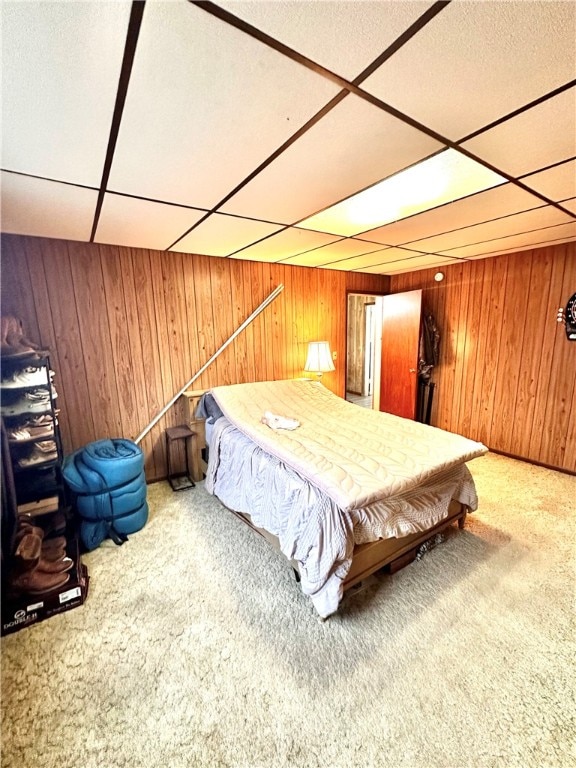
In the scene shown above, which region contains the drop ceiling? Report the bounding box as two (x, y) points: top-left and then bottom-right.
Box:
(1, 0), (575, 276)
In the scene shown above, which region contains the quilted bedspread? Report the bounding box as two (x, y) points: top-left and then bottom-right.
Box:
(209, 379), (488, 513)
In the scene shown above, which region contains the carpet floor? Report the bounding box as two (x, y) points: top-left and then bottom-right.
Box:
(1, 452), (574, 768)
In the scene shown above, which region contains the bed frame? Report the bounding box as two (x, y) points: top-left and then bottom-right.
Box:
(230, 500), (468, 590)
(181, 388), (468, 591)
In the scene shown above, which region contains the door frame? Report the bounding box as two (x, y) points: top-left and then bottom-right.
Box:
(345, 290), (387, 409)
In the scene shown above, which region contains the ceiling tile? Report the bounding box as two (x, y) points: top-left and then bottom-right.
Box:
(173, 213), (283, 257)
(355, 183), (545, 245)
(405, 205), (574, 253)
(281, 237), (386, 267)
(354, 254), (458, 275)
(362, 1), (576, 140)
(318, 248), (410, 272)
(95, 194), (206, 251)
(439, 222), (576, 259)
(230, 227), (339, 262)
(379, 256), (460, 274)
(215, 1), (436, 81)
(107, 1), (340, 209)
(1, 173), (97, 242)
(221, 94), (442, 224)
(465, 237), (576, 260)
(462, 87), (576, 177)
(520, 159), (576, 202)
(1, 1), (131, 186)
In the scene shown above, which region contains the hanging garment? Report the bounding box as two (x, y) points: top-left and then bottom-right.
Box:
(418, 313), (440, 382)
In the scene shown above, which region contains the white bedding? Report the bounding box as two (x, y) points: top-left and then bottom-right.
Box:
(204, 380), (487, 618)
(209, 379), (487, 512)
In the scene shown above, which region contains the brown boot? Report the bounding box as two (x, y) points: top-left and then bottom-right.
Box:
(19, 510), (67, 538)
(41, 543), (67, 562)
(10, 569), (70, 595)
(13, 532), (42, 571)
(8, 532), (71, 595)
(37, 555), (74, 574)
(41, 536), (67, 554)
(14, 523), (45, 546)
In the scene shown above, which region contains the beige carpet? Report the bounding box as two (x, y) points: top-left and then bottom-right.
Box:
(1, 453), (574, 768)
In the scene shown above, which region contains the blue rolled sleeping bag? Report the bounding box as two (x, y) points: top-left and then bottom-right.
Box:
(62, 438), (148, 551)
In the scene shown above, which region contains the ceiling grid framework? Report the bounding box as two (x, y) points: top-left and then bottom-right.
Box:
(0, 0), (574, 275)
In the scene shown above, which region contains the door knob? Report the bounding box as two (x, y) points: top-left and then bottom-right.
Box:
(409, 368), (416, 373)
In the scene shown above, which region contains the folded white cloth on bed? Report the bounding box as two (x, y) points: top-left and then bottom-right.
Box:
(261, 411), (300, 431)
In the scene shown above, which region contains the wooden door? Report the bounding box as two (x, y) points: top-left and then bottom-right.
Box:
(379, 289), (422, 419)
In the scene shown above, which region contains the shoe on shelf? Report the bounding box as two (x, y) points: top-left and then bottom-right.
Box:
(18, 441), (58, 468)
(34, 440), (57, 454)
(21, 413), (54, 428)
(7, 422), (55, 441)
(7, 428), (32, 441)
(1, 390), (51, 417)
(0, 366), (49, 389)
(25, 389), (51, 404)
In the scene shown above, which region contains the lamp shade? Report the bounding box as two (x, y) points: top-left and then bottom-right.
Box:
(304, 341), (335, 374)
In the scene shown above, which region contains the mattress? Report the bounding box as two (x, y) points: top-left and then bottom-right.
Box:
(209, 379), (487, 512)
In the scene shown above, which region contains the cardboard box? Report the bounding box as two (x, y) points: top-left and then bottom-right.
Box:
(1, 538), (89, 637)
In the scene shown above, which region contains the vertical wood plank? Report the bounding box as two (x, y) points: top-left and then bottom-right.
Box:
(100, 245), (138, 441)
(118, 247), (158, 477)
(449, 262), (471, 434)
(68, 242), (123, 439)
(1, 236), (41, 341)
(229, 258), (248, 383)
(22, 237), (76, 452)
(240, 260), (257, 383)
(467, 257), (495, 441)
(260, 262), (277, 381)
(476, 256), (508, 446)
(538, 246), (576, 469)
(509, 251), (553, 460)
(192, 255), (217, 390)
(457, 259), (486, 440)
(182, 252), (202, 387)
(435, 262), (464, 432)
(489, 255), (532, 453)
(528, 250), (568, 460)
(130, 248), (167, 479)
(209, 257), (235, 386)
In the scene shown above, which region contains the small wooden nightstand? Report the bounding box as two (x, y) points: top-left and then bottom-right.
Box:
(181, 390), (208, 482)
(165, 425), (196, 491)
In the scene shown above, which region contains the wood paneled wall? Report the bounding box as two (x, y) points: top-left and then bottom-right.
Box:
(1, 235), (389, 480)
(390, 243), (576, 473)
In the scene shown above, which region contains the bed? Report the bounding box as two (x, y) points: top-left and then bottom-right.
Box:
(193, 379), (487, 618)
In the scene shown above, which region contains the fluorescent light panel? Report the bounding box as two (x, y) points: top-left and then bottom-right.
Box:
(297, 148), (507, 237)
